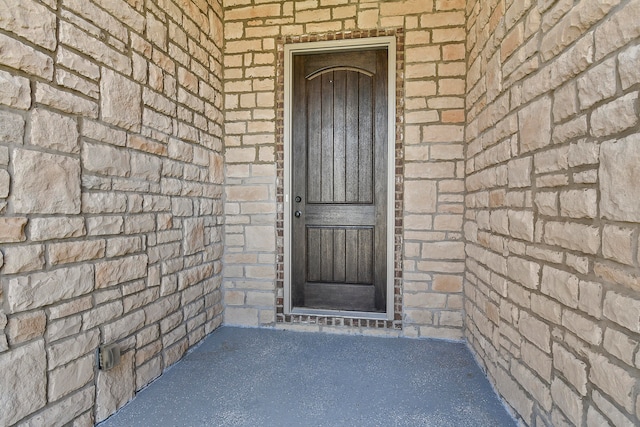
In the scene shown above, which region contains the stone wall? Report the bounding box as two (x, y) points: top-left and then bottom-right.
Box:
(464, 0), (640, 425)
(0, 0), (224, 425)
(222, 0), (468, 339)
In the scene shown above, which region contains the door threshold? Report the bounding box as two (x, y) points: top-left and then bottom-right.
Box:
(290, 307), (388, 320)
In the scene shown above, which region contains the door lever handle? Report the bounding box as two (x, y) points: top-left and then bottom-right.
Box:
(294, 210), (302, 218)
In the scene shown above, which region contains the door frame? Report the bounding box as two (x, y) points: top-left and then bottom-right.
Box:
(283, 36), (396, 320)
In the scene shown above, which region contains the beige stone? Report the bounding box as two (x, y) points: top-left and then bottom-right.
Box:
(518, 96), (551, 153)
(602, 225), (634, 266)
(405, 181), (437, 213)
(31, 108), (80, 153)
(0, 69), (31, 110)
(1, 244), (45, 274)
(594, 0), (640, 60)
(0, 0), (57, 50)
(96, 351), (134, 422)
(519, 311), (550, 352)
(20, 386), (94, 427)
(591, 92), (638, 138)
(543, 221), (599, 254)
(0, 168), (9, 198)
(95, 254), (148, 289)
(35, 83), (98, 117)
(508, 210), (534, 241)
(619, 44), (640, 90)
(600, 134), (640, 222)
(0, 217), (28, 242)
(550, 377), (583, 425)
(603, 292), (640, 333)
(0, 32), (54, 80)
(12, 148), (81, 214)
(507, 256), (540, 290)
(100, 68), (142, 131)
(0, 339), (46, 426)
(577, 57), (616, 109)
(6, 310), (46, 345)
(553, 343), (587, 395)
(5, 264), (94, 312)
(48, 353), (94, 401)
(82, 141), (131, 177)
(49, 240), (106, 265)
(0, 109), (25, 144)
(29, 217), (85, 241)
(589, 351), (635, 412)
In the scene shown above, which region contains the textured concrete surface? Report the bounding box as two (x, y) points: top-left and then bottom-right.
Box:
(100, 327), (515, 426)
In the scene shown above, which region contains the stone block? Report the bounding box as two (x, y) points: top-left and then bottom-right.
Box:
(507, 256), (540, 289)
(594, 0), (640, 60)
(591, 92), (638, 137)
(102, 310), (145, 343)
(552, 343), (587, 395)
(519, 311), (550, 352)
(0, 168), (9, 198)
(48, 353), (94, 401)
(518, 96), (551, 153)
(95, 254), (148, 289)
(1, 244), (45, 274)
(550, 377), (582, 425)
(96, 351), (134, 422)
(48, 240), (106, 265)
(577, 57), (616, 109)
(404, 180), (437, 213)
(559, 189), (597, 219)
(100, 68), (142, 131)
(86, 216), (125, 235)
(507, 157), (531, 188)
(0, 32), (53, 80)
(0, 69), (31, 109)
(562, 309), (602, 345)
(35, 83), (98, 117)
(130, 152), (161, 182)
(12, 149), (81, 214)
(21, 386), (94, 426)
(0, 109), (25, 144)
(602, 225), (634, 266)
(6, 310), (46, 345)
(29, 217), (85, 241)
(603, 291), (640, 333)
(619, 43), (640, 90)
(603, 328), (637, 366)
(600, 134), (640, 222)
(543, 221), (599, 254)
(508, 210), (534, 241)
(578, 280), (602, 318)
(6, 264), (94, 312)
(0, 339), (46, 426)
(30, 109), (79, 153)
(0, 0), (56, 49)
(589, 351), (635, 412)
(82, 142), (131, 177)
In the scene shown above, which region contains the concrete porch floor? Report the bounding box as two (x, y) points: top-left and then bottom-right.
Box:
(100, 327), (516, 426)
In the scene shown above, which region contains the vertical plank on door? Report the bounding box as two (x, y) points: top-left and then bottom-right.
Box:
(345, 72), (359, 203)
(306, 227), (321, 282)
(321, 73), (334, 202)
(333, 228), (346, 282)
(333, 71), (346, 203)
(307, 77), (322, 203)
(358, 75), (373, 203)
(320, 227), (334, 281)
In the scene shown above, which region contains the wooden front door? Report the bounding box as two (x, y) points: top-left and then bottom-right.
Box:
(291, 49), (388, 313)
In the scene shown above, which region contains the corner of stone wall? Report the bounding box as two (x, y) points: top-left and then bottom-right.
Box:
(0, 0), (225, 424)
(464, 0), (640, 424)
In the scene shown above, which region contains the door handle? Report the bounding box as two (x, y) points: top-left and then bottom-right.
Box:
(294, 210), (302, 218)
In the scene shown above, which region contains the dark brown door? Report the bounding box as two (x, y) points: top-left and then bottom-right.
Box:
(292, 49), (388, 312)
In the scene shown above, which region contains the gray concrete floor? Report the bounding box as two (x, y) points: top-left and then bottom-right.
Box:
(100, 327), (515, 426)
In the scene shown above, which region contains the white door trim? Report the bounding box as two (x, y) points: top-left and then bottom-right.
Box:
(283, 36), (397, 321)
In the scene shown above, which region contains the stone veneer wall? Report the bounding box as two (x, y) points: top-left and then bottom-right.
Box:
(0, 0), (224, 425)
(222, 0), (468, 339)
(464, 0), (640, 425)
